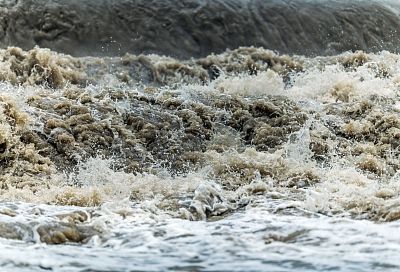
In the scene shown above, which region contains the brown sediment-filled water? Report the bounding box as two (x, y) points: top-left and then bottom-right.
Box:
(0, 1), (400, 271)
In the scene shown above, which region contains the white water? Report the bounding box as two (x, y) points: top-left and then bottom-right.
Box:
(1, 199), (400, 271)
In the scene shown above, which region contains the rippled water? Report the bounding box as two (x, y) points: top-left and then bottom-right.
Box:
(3, 0), (400, 57)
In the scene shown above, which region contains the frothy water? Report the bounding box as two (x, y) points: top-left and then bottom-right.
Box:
(1, 200), (400, 271)
(0, 46), (400, 270)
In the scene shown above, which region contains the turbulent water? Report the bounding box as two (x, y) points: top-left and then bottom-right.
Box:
(0, 0), (400, 271)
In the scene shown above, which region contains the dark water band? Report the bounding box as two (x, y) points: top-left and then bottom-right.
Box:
(1, 0), (400, 58)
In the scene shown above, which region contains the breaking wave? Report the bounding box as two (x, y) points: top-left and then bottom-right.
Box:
(0, 45), (397, 270)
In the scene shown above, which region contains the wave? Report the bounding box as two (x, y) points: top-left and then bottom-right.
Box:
(1, 0), (400, 58)
(0, 1), (400, 269)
